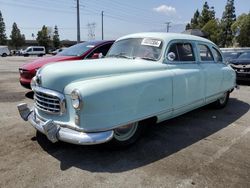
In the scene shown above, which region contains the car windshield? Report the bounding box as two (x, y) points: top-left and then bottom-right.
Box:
(222, 52), (242, 61)
(237, 52), (250, 60)
(106, 38), (163, 61)
(57, 42), (96, 56)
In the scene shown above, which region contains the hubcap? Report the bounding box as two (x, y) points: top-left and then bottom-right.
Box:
(219, 93), (227, 104)
(114, 122), (138, 141)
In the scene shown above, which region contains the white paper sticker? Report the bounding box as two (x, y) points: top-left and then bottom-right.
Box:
(86, 45), (95, 48)
(141, 38), (161, 47)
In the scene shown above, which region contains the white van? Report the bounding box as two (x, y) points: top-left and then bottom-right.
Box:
(0, 46), (10, 57)
(22, 46), (46, 57)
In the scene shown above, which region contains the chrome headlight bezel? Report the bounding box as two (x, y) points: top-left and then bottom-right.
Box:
(30, 77), (37, 90)
(71, 89), (82, 110)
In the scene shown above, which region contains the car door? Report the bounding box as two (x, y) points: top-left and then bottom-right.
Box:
(165, 40), (205, 115)
(197, 43), (224, 102)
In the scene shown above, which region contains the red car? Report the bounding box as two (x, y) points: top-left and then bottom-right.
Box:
(19, 40), (114, 89)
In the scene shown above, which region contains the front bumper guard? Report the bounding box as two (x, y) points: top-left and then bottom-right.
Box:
(17, 103), (114, 145)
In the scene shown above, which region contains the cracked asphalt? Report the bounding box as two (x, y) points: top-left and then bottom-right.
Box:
(0, 56), (250, 188)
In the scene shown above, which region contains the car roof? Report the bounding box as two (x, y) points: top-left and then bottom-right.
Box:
(83, 40), (115, 46)
(117, 32), (214, 45)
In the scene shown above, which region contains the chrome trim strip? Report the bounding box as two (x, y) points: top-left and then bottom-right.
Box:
(34, 96), (60, 106)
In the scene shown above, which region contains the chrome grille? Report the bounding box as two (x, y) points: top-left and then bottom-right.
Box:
(33, 87), (65, 114)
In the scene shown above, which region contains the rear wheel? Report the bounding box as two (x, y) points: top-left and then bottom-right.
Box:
(213, 91), (229, 109)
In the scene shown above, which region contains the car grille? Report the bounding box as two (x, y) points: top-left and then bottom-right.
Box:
(34, 87), (66, 114)
(231, 64), (250, 73)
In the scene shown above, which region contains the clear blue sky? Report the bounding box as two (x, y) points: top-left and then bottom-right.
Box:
(1, 0), (250, 41)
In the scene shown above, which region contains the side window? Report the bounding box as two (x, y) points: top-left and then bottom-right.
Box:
(198, 44), (214, 61)
(167, 43), (195, 62)
(212, 47), (223, 63)
(86, 43), (113, 59)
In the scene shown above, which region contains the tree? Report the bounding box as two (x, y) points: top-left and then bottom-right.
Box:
(185, 23), (191, 30)
(232, 13), (250, 47)
(53, 25), (60, 49)
(0, 11), (7, 45)
(202, 19), (220, 44)
(185, 2), (215, 30)
(9, 22), (25, 49)
(199, 2), (215, 28)
(191, 10), (200, 29)
(220, 0), (236, 47)
(36, 25), (51, 52)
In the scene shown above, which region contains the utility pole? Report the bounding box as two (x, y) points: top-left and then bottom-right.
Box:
(76, 0), (80, 43)
(165, 22), (171, 33)
(101, 11), (104, 40)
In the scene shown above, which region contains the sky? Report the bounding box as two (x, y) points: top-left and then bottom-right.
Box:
(1, 0), (250, 41)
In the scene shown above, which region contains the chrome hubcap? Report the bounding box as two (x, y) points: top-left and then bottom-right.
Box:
(114, 122), (138, 141)
(219, 93), (227, 104)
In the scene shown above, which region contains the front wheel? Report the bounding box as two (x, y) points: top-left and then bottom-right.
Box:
(213, 91), (229, 109)
(109, 121), (146, 147)
(2, 53), (7, 57)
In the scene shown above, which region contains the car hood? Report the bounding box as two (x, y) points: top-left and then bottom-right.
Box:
(21, 55), (79, 70)
(229, 59), (250, 65)
(38, 58), (166, 93)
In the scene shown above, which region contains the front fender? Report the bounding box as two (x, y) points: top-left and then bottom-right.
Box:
(64, 70), (173, 132)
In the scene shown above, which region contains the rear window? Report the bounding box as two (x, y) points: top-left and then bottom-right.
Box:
(198, 44), (214, 61)
(167, 42), (195, 61)
(212, 47), (222, 63)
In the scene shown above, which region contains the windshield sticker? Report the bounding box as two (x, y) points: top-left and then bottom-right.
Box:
(141, 38), (161, 47)
(86, 45), (95, 48)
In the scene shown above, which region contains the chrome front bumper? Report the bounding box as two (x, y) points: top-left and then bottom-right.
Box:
(17, 103), (114, 145)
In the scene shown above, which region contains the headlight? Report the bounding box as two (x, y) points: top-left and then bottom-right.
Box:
(30, 77), (36, 90)
(71, 89), (82, 110)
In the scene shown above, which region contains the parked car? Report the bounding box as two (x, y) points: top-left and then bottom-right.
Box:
(22, 46), (46, 57)
(0, 46), (10, 57)
(228, 51), (250, 81)
(19, 40), (114, 89)
(18, 32), (236, 147)
(221, 47), (250, 62)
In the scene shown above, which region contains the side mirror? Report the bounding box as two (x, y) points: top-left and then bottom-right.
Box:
(167, 52), (176, 61)
(91, 53), (103, 59)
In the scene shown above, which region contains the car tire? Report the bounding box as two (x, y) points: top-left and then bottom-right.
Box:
(2, 53), (7, 57)
(213, 91), (229, 109)
(108, 120), (148, 147)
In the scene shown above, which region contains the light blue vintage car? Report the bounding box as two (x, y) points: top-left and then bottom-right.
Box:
(18, 32), (236, 147)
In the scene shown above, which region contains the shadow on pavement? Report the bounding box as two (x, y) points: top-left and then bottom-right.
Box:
(25, 91), (34, 99)
(35, 97), (249, 172)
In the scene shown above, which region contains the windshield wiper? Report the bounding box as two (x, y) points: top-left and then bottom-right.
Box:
(136, 57), (156, 61)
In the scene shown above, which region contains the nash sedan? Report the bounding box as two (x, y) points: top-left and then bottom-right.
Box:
(18, 33), (236, 147)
